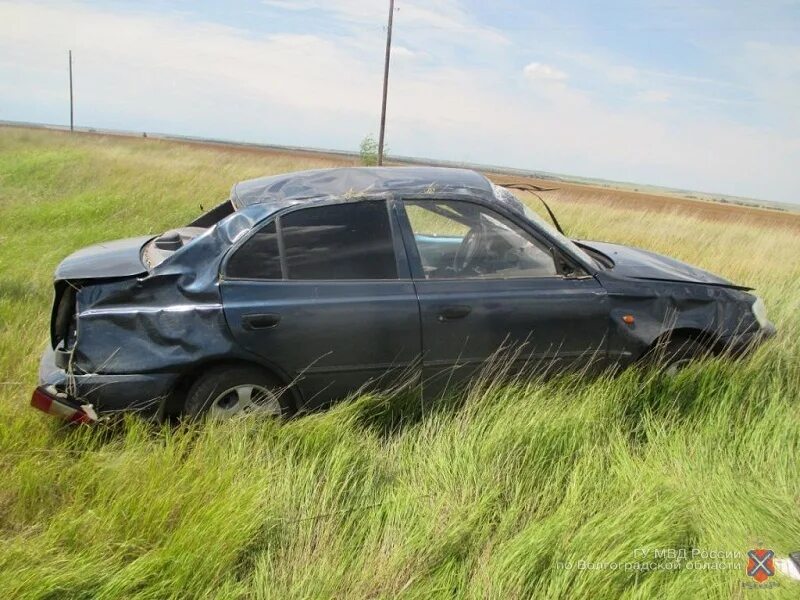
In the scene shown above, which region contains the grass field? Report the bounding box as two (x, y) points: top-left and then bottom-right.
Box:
(1, 125), (799, 599)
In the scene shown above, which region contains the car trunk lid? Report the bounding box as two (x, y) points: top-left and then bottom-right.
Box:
(54, 235), (152, 281)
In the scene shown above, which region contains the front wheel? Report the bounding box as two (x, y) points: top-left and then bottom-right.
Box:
(649, 336), (709, 376)
(183, 365), (293, 419)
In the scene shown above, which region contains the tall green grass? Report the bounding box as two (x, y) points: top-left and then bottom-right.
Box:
(1, 126), (799, 598)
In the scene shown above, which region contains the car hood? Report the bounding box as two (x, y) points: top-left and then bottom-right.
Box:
(54, 236), (152, 281)
(579, 240), (750, 289)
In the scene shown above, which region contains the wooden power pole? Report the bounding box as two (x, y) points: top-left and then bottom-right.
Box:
(377, 0), (395, 166)
(68, 50), (74, 131)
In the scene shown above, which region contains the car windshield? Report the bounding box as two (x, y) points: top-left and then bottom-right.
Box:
(494, 185), (598, 269)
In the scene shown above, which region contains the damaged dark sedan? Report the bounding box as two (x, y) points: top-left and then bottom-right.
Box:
(32, 167), (776, 423)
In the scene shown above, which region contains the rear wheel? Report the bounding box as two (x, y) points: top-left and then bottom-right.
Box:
(183, 365), (292, 419)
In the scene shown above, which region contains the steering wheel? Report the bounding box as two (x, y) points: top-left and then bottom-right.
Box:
(453, 227), (483, 273)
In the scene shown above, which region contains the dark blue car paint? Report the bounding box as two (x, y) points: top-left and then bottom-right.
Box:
(581, 241), (741, 288)
(230, 167), (495, 209)
(221, 280), (421, 408)
(38, 167), (773, 417)
(410, 276), (611, 396)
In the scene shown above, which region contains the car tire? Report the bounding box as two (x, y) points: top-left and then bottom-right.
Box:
(183, 365), (293, 419)
(651, 335), (709, 376)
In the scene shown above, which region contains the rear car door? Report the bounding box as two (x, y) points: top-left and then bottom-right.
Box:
(220, 200), (421, 410)
(397, 198), (610, 396)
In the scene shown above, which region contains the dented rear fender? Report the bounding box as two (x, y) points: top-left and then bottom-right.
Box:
(62, 207), (277, 376)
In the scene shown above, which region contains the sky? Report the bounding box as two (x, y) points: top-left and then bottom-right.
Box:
(1, 1), (799, 203)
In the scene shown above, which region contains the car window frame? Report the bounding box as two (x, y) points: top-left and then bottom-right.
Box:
(395, 195), (589, 282)
(221, 198), (412, 282)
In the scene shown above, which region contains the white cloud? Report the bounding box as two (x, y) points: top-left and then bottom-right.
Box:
(523, 62), (568, 82)
(391, 45), (418, 59)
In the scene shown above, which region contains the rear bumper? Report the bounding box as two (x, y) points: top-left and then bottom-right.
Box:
(37, 345), (180, 418)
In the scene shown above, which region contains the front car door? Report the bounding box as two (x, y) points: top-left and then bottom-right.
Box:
(221, 199), (421, 410)
(396, 196), (610, 397)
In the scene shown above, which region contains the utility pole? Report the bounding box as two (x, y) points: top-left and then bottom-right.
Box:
(68, 50), (74, 131)
(377, 0), (394, 166)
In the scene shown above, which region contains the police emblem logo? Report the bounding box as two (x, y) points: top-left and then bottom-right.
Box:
(746, 548), (775, 584)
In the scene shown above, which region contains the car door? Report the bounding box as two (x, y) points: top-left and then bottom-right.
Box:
(397, 197), (610, 397)
(220, 199), (421, 410)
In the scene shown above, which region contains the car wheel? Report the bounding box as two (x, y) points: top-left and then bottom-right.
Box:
(652, 336), (708, 376)
(183, 365), (292, 419)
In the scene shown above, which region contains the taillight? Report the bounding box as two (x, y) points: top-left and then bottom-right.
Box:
(30, 386), (94, 424)
(30, 386), (54, 413)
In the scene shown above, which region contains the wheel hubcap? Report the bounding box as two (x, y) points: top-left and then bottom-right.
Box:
(664, 358), (692, 377)
(209, 384), (281, 418)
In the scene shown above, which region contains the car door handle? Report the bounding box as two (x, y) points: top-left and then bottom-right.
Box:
(438, 305), (472, 321)
(242, 313), (281, 330)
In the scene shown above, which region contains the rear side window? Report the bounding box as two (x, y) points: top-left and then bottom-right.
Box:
(226, 201), (398, 280)
(226, 221), (282, 279)
(282, 202), (397, 280)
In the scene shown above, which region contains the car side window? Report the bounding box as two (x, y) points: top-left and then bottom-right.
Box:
(404, 200), (557, 279)
(227, 201), (398, 280)
(281, 201), (398, 280)
(226, 220), (282, 279)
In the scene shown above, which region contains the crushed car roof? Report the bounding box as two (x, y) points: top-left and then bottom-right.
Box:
(230, 167), (494, 209)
